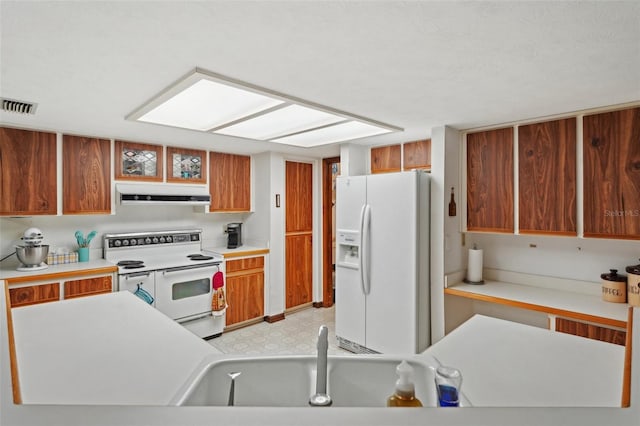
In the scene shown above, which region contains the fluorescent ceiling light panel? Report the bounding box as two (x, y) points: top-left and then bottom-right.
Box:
(215, 104), (346, 140)
(137, 79), (284, 131)
(272, 121), (393, 148)
(128, 68), (402, 147)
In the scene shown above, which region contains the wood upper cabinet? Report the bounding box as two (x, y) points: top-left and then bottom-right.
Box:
(518, 118), (577, 235)
(63, 135), (111, 214)
(403, 139), (431, 170)
(209, 152), (251, 212)
(225, 256), (264, 327)
(583, 107), (640, 239)
(0, 127), (57, 215)
(166, 146), (206, 184)
(371, 145), (401, 174)
(466, 127), (514, 233)
(8, 283), (60, 307)
(64, 275), (113, 299)
(114, 140), (163, 181)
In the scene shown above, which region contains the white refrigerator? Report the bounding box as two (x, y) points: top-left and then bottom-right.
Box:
(335, 170), (430, 354)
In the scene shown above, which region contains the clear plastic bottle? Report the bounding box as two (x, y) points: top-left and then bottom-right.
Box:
(387, 360), (423, 407)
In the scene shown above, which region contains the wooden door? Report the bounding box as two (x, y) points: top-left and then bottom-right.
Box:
(0, 127), (57, 215)
(466, 127), (514, 233)
(518, 118), (577, 235)
(583, 107), (640, 239)
(322, 157), (340, 308)
(285, 161), (313, 309)
(63, 135), (111, 214)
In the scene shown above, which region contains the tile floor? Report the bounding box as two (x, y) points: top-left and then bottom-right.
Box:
(208, 306), (352, 355)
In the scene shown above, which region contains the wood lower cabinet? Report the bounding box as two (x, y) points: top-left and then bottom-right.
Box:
(64, 276), (113, 299)
(466, 127), (514, 233)
(371, 145), (401, 174)
(0, 127), (58, 215)
(225, 256), (265, 327)
(583, 106), (640, 239)
(518, 117), (577, 235)
(555, 317), (626, 346)
(209, 152), (251, 212)
(8, 283), (60, 307)
(63, 135), (111, 214)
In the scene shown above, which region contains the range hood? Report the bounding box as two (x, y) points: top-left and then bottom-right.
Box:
(117, 183), (211, 206)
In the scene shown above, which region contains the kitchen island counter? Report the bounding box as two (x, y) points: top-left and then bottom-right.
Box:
(10, 291), (221, 405)
(2, 286), (639, 426)
(424, 314), (626, 407)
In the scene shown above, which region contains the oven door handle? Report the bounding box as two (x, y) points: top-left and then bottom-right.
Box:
(177, 311), (214, 324)
(124, 271), (152, 279)
(162, 262), (221, 275)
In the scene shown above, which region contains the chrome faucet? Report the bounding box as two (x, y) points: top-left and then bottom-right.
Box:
(309, 325), (332, 406)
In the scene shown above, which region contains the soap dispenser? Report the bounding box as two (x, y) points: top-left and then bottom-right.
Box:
(387, 360), (423, 407)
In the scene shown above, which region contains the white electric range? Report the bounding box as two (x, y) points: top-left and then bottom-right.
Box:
(103, 229), (225, 339)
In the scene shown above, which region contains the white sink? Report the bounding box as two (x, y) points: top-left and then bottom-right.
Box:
(171, 354), (441, 407)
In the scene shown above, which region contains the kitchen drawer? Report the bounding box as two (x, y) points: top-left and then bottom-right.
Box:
(555, 317), (626, 346)
(226, 256), (264, 274)
(64, 276), (113, 299)
(8, 282), (60, 307)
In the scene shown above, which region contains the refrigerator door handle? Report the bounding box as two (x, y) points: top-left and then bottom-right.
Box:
(362, 204), (372, 295)
(359, 204), (367, 295)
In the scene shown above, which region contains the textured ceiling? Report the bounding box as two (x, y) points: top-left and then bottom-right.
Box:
(1, 1), (639, 157)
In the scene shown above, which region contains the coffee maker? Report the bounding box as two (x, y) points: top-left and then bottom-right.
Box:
(226, 223), (242, 249)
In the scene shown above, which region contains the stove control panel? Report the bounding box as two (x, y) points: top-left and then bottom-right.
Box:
(105, 231), (201, 249)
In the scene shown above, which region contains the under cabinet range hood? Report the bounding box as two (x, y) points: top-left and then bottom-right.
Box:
(117, 183), (211, 206)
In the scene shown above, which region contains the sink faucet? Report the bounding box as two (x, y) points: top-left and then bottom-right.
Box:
(309, 325), (332, 406)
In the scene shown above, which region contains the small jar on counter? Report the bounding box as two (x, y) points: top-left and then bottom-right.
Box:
(601, 269), (627, 303)
(626, 259), (640, 307)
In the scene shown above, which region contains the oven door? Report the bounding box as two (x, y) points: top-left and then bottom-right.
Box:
(119, 271), (156, 306)
(154, 263), (220, 321)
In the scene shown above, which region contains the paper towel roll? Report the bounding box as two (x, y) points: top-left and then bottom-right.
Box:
(467, 248), (483, 283)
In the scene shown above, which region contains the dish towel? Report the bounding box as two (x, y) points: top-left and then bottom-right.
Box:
(212, 271), (226, 311)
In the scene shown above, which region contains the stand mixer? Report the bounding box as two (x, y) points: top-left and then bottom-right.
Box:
(15, 227), (49, 271)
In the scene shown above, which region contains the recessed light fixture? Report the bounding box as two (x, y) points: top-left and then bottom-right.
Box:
(127, 68), (402, 147)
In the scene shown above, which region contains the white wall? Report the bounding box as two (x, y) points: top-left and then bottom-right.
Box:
(466, 232), (639, 284)
(0, 207), (245, 264)
(430, 126), (464, 343)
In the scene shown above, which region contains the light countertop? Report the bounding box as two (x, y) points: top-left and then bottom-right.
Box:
(2, 289), (638, 426)
(0, 259), (117, 282)
(205, 245), (269, 259)
(446, 280), (629, 326)
(11, 291), (220, 405)
(425, 314), (625, 407)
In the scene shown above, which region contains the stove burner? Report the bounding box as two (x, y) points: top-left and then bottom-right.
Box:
(188, 254), (214, 261)
(123, 264), (145, 269)
(117, 260), (144, 267)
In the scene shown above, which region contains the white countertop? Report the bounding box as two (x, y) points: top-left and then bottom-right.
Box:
(446, 280), (629, 325)
(0, 259), (117, 281)
(11, 291), (220, 405)
(205, 245), (269, 258)
(2, 288), (639, 426)
(426, 314), (625, 407)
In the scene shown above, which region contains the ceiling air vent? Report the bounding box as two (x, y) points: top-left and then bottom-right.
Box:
(1, 98), (38, 115)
